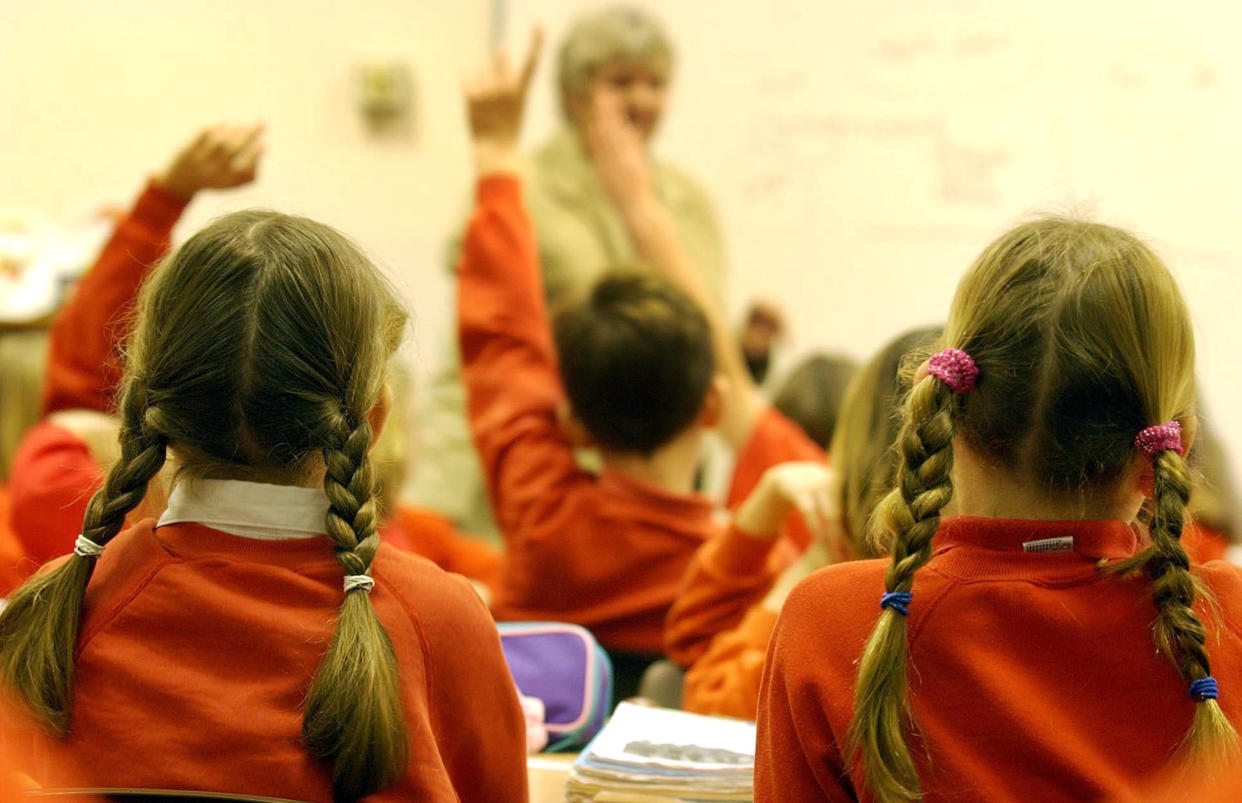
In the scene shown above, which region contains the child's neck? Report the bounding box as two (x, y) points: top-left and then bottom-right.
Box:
(953, 443), (1143, 523)
(601, 430), (705, 496)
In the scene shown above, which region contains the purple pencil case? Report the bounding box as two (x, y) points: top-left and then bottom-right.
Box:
(498, 621), (614, 752)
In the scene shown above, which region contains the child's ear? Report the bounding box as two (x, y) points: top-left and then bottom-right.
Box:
(556, 399), (595, 448)
(697, 375), (727, 428)
(367, 383), (393, 447)
(1135, 458), (1156, 499)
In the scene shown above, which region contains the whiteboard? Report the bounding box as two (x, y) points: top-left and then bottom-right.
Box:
(502, 0), (1242, 493)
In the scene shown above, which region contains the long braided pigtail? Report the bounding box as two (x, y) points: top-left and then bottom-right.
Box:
(1120, 424), (1239, 762)
(0, 385), (167, 733)
(302, 413), (408, 801)
(846, 349), (975, 802)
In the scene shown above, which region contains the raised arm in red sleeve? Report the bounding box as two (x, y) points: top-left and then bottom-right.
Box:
(41, 181), (187, 415)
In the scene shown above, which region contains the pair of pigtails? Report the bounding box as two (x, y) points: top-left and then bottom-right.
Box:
(0, 382), (167, 733)
(848, 349), (1239, 802)
(0, 392), (405, 801)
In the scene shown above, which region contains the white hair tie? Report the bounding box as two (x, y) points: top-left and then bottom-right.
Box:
(343, 574), (375, 594)
(73, 535), (105, 558)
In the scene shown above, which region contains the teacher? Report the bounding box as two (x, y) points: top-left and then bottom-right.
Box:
(411, 5), (727, 535)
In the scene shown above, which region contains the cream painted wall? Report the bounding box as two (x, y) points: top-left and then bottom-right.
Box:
(505, 0), (1242, 499)
(5, 0), (1242, 498)
(1, 0), (489, 381)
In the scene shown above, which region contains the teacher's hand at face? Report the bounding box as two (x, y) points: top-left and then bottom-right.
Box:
(585, 90), (654, 214)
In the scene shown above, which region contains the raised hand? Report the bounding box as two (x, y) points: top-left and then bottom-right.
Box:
(734, 461), (838, 543)
(761, 540), (832, 613)
(464, 29), (543, 176)
(157, 123), (265, 200)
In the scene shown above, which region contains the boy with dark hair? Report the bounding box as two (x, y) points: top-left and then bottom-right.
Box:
(554, 271), (716, 457)
(459, 34), (822, 691)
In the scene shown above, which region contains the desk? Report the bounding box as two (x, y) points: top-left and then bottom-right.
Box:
(526, 753), (576, 802)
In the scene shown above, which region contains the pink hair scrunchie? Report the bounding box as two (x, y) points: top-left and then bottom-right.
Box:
(927, 348), (979, 394)
(1134, 421), (1184, 458)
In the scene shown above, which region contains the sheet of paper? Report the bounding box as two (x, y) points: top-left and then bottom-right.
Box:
(583, 703), (756, 773)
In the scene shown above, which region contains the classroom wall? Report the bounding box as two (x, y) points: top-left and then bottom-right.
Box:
(5, 0), (1242, 495)
(504, 0), (1242, 497)
(0, 0), (489, 376)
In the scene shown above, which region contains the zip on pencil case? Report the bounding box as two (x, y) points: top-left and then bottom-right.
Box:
(498, 621), (614, 752)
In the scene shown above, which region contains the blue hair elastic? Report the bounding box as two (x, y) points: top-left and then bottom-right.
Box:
(1190, 676), (1219, 702)
(880, 591), (912, 616)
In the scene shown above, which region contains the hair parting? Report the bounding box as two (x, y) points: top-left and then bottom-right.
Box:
(0, 210), (412, 798)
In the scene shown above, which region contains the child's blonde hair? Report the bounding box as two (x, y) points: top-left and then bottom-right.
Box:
(825, 326), (940, 559)
(849, 217), (1236, 801)
(0, 210), (410, 800)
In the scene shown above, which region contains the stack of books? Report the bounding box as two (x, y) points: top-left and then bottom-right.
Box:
(565, 702), (755, 802)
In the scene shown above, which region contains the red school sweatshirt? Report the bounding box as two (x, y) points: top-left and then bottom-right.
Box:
(663, 409), (825, 669)
(458, 175), (818, 653)
(17, 520), (527, 802)
(756, 516), (1242, 802)
(664, 523), (799, 669)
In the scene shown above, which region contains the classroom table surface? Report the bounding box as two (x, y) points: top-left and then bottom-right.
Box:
(527, 752), (577, 803)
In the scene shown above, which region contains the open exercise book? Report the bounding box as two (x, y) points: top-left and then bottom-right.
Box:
(565, 702), (756, 802)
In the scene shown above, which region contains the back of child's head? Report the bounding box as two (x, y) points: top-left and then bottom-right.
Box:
(849, 217), (1235, 801)
(0, 210), (411, 800)
(554, 270), (714, 456)
(823, 327), (940, 559)
(771, 353), (857, 450)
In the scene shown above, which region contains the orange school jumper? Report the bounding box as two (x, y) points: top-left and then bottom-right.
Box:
(683, 604), (777, 719)
(664, 524), (798, 670)
(459, 176), (814, 653)
(22, 520), (527, 802)
(1183, 520), (1230, 564)
(381, 504), (502, 595)
(673, 516), (1239, 721)
(663, 411), (824, 671)
(756, 516), (1242, 802)
(458, 175), (715, 654)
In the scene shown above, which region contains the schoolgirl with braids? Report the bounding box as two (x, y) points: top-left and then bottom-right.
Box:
(0, 209), (527, 801)
(756, 218), (1242, 802)
(665, 326), (941, 721)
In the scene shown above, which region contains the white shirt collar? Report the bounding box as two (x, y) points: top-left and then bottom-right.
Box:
(158, 478), (330, 541)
